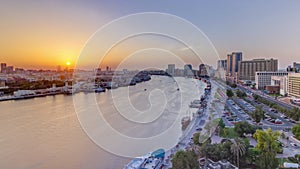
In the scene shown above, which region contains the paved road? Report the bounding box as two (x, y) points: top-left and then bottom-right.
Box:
(236, 84), (299, 110)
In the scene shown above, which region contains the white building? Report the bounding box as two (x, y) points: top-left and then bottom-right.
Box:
(255, 71), (288, 90)
(271, 76), (288, 96)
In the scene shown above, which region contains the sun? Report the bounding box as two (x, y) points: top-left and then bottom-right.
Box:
(66, 61), (71, 66)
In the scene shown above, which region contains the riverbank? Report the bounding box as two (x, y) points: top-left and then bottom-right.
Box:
(0, 91), (66, 102)
(153, 78), (212, 169)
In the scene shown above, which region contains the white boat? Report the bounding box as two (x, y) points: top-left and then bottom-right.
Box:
(124, 149), (165, 169)
(95, 87), (105, 93)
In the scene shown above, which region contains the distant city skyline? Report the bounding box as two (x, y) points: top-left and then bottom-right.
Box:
(1, 1), (300, 69)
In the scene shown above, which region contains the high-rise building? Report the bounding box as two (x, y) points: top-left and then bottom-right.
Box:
(199, 64), (208, 77)
(232, 52), (242, 73)
(238, 58), (278, 81)
(288, 73), (300, 98)
(217, 60), (227, 70)
(293, 62), (300, 73)
(184, 64), (193, 77)
(167, 64), (175, 76)
(0, 63), (7, 73)
(226, 54), (232, 74)
(226, 52), (242, 76)
(255, 71), (288, 90)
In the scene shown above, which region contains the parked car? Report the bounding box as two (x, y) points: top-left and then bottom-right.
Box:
(291, 142), (298, 147)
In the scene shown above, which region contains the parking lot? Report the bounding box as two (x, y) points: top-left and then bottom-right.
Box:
(223, 98), (293, 130)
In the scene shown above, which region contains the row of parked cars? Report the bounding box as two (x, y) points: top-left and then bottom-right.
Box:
(224, 100), (252, 124)
(239, 99), (256, 112)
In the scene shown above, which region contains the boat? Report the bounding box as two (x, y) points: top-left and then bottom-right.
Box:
(103, 82), (118, 89)
(124, 149), (165, 169)
(189, 100), (202, 108)
(94, 87), (105, 93)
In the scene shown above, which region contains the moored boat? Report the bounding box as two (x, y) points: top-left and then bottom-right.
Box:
(124, 149), (165, 169)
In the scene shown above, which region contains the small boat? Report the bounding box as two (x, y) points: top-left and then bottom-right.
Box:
(95, 87), (105, 93)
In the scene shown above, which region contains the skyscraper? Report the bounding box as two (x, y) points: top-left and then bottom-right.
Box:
(184, 64), (193, 76)
(226, 52), (242, 76)
(226, 54), (232, 74)
(0, 63), (7, 73)
(238, 58), (278, 81)
(217, 60), (227, 70)
(232, 52), (243, 73)
(199, 64), (208, 77)
(167, 64), (175, 76)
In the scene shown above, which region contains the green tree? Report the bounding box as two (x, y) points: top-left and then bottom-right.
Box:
(230, 138), (246, 168)
(231, 83), (237, 88)
(171, 150), (199, 169)
(253, 128), (280, 169)
(226, 89), (234, 98)
(253, 94), (260, 100)
(218, 118), (225, 128)
(236, 90), (247, 98)
(247, 148), (260, 165)
(292, 124), (300, 140)
(201, 143), (230, 162)
(234, 121), (256, 137)
(193, 132), (201, 146)
(251, 106), (265, 123)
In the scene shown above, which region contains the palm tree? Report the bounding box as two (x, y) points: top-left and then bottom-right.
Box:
(230, 138), (246, 168)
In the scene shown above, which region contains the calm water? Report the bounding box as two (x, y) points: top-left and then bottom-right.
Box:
(0, 76), (204, 169)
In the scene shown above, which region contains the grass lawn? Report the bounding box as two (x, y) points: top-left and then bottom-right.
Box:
(214, 91), (221, 99)
(198, 134), (210, 144)
(220, 127), (239, 138)
(212, 118), (221, 126)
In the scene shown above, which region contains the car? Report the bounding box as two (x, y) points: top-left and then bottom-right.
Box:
(270, 109), (278, 113)
(228, 118), (234, 121)
(275, 121), (282, 124)
(196, 127), (202, 131)
(291, 142), (298, 147)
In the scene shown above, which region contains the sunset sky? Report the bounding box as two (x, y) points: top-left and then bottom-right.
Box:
(0, 0), (300, 70)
